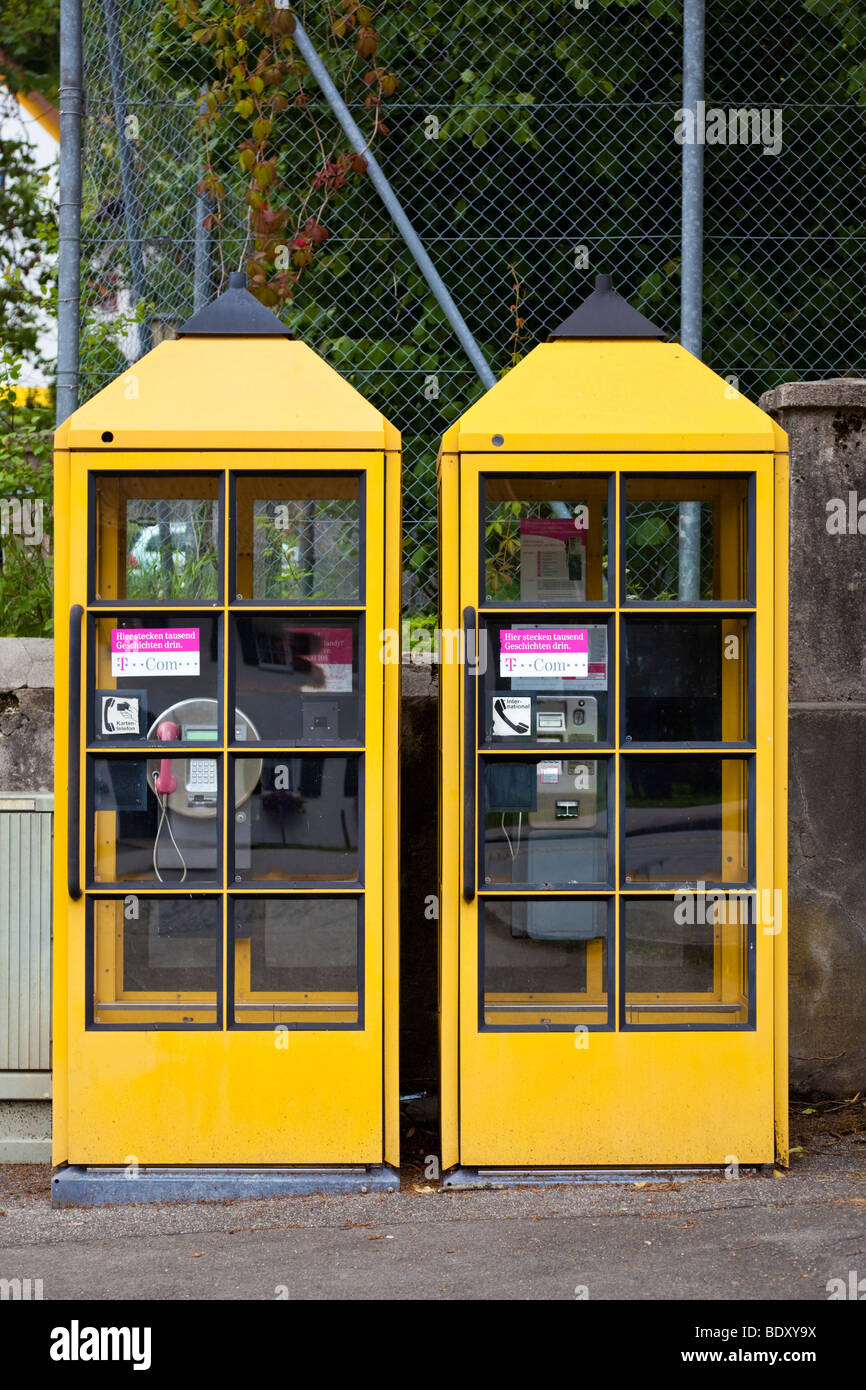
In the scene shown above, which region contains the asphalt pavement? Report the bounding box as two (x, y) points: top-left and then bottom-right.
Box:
(0, 1132), (863, 1301)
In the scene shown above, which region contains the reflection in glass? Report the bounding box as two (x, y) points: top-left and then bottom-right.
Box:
(233, 616), (361, 743)
(91, 896), (220, 1026)
(93, 474), (220, 602)
(482, 620), (610, 743)
(481, 897), (610, 1028)
(624, 475), (749, 601)
(235, 474), (361, 602)
(622, 896), (750, 1027)
(623, 755), (749, 884)
(483, 475), (609, 602)
(232, 755), (360, 882)
(92, 756), (220, 884)
(483, 757), (609, 886)
(91, 615), (220, 743)
(623, 617), (749, 742)
(232, 896), (359, 1025)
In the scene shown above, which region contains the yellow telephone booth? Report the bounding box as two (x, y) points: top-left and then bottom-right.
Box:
(438, 275), (788, 1177)
(53, 274), (401, 1202)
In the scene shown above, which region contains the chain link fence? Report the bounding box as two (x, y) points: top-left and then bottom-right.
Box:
(78, 0), (866, 611)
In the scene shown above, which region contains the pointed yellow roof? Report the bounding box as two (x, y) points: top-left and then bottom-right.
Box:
(448, 340), (777, 454)
(55, 275), (397, 451)
(55, 337), (393, 451)
(443, 277), (778, 455)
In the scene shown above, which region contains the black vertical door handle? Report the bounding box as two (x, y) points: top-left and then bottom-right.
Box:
(463, 606), (477, 902)
(68, 604), (84, 900)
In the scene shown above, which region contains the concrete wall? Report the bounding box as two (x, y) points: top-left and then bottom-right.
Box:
(0, 639), (54, 1158)
(761, 379), (866, 1096)
(0, 638), (54, 793)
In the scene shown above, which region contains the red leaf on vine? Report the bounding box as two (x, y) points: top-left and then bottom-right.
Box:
(356, 27), (379, 58)
(304, 218), (329, 245)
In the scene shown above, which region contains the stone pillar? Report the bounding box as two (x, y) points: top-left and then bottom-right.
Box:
(0, 638), (54, 792)
(760, 379), (866, 1096)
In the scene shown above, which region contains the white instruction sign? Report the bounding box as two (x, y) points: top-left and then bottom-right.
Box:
(491, 696), (531, 737)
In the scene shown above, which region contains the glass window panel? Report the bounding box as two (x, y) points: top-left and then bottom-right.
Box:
(483, 475), (609, 602)
(232, 896), (360, 1026)
(92, 756), (221, 884)
(623, 755), (750, 885)
(234, 473), (361, 602)
(91, 614), (220, 743)
(481, 897), (610, 1028)
(233, 615), (361, 744)
(91, 895), (220, 1026)
(623, 617), (749, 742)
(622, 897), (751, 1027)
(624, 475), (749, 602)
(481, 619), (610, 744)
(93, 474), (220, 603)
(483, 756), (610, 887)
(231, 755), (360, 882)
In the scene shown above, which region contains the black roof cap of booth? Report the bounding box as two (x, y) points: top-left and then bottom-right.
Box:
(177, 271), (293, 338)
(549, 274), (666, 340)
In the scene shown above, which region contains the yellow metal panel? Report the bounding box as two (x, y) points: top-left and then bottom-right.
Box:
(773, 442), (790, 1166)
(383, 449), (402, 1167)
(58, 339), (388, 452)
(55, 430), (399, 1166)
(51, 450), (71, 1165)
(462, 452), (764, 474)
(361, 456), (387, 1161)
(437, 453), (461, 1171)
(455, 342), (777, 454)
(54, 458), (90, 1162)
(458, 1032), (773, 1165)
(67, 1032), (384, 1164)
(447, 442), (781, 1167)
(75, 449), (379, 473)
(438, 420), (461, 459)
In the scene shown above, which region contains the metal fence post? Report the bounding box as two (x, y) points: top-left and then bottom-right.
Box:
(57, 0), (83, 426)
(103, 0), (150, 359)
(291, 19), (496, 391)
(679, 0), (705, 599)
(193, 85), (213, 313)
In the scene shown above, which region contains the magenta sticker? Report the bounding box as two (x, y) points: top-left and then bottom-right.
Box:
(500, 628), (589, 679)
(282, 627), (354, 693)
(110, 627), (200, 677)
(519, 518), (586, 537)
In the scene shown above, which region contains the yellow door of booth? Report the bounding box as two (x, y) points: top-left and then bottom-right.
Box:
(53, 283), (400, 1172)
(438, 282), (788, 1171)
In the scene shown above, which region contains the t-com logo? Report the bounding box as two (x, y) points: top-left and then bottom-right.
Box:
(50, 1322), (152, 1371)
(499, 628), (589, 680)
(111, 627), (201, 678)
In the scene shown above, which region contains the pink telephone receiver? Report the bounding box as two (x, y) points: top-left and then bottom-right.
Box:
(154, 720), (180, 795)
